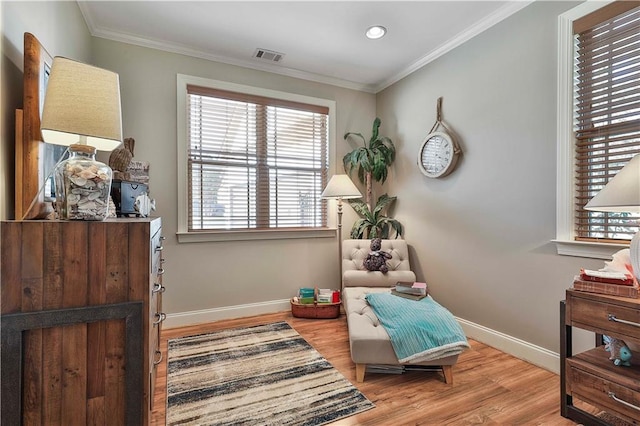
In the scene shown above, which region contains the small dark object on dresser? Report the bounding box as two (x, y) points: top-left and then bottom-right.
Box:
(111, 179), (148, 217)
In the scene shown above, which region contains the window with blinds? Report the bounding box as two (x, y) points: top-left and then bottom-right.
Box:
(186, 85), (329, 231)
(574, 3), (640, 242)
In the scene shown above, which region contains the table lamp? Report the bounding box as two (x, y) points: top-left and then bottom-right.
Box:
(584, 154), (640, 279)
(40, 57), (123, 220)
(321, 174), (362, 285)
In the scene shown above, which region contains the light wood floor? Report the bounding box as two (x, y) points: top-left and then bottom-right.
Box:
(151, 312), (580, 425)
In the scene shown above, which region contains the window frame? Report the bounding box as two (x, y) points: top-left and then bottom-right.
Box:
(176, 74), (337, 243)
(554, 0), (633, 259)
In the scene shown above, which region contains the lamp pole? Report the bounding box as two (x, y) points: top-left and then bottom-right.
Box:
(320, 174), (362, 290)
(337, 196), (344, 289)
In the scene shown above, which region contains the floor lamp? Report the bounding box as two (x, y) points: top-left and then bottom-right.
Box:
(321, 175), (362, 288)
(584, 154), (640, 279)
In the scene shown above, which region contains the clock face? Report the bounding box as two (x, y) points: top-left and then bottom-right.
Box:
(418, 131), (459, 178)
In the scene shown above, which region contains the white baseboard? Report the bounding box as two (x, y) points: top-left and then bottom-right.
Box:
(164, 299), (291, 329)
(456, 316), (560, 374)
(164, 300), (561, 374)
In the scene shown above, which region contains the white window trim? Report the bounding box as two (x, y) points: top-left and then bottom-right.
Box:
(554, 0), (629, 259)
(176, 74), (337, 243)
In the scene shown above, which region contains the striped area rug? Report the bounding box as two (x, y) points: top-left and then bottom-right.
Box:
(166, 321), (374, 425)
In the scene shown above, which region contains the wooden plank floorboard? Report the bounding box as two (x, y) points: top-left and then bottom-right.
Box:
(151, 311), (579, 425)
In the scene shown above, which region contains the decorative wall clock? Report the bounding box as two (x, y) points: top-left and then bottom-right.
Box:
(418, 97), (462, 178)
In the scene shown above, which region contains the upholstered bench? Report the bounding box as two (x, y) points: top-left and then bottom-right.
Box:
(342, 239), (459, 383)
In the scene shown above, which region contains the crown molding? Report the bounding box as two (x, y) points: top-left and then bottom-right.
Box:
(79, 1), (533, 95)
(78, 2), (376, 93)
(373, 0), (535, 93)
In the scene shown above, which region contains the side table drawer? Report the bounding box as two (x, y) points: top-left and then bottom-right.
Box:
(567, 360), (640, 422)
(567, 293), (640, 343)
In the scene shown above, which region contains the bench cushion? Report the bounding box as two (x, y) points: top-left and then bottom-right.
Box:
(343, 287), (459, 366)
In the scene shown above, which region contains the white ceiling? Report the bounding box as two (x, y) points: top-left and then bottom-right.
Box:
(78, 1), (533, 93)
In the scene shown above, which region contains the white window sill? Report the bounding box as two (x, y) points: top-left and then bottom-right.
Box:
(177, 227), (336, 243)
(553, 239), (629, 260)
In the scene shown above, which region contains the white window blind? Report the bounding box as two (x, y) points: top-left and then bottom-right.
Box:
(187, 85), (329, 231)
(574, 3), (640, 243)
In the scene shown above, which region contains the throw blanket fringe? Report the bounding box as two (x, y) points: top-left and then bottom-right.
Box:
(366, 293), (469, 363)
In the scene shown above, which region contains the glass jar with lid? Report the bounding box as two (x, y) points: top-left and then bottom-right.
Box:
(54, 144), (113, 220)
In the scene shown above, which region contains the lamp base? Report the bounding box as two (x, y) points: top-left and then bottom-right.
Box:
(631, 231), (640, 281)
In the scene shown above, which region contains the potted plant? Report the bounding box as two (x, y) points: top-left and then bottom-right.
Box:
(343, 118), (403, 238)
(348, 193), (403, 239)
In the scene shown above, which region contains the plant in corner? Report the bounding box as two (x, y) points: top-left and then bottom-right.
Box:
(343, 117), (403, 239)
(348, 193), (403, 239)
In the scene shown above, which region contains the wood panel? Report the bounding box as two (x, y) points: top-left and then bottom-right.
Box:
(1, 222), (22, 313)
(42, 222), (63, 425)
(151, 312), (593, 425)
(0, 218), (161, 425)
(22, 222), (43, 425)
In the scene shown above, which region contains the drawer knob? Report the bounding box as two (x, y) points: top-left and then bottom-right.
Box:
(153, 350), (163, 366)
(152, 283), (166, 294)
(153, 312), (167, 325)
(157, 268), (165, 275)
(155, 245), (164, 252)
(608, 313), (640, 328)
(608, 392), (640, 412)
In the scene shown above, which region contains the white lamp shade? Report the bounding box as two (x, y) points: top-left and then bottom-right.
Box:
(321, 175), (362, 199)
(584, 154), (640, 280)
(584, 154), (640, 213)
(41, 57), (123, 151)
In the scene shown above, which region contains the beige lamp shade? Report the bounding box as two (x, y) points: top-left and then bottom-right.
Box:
(584, 154), (640, 213)
(41, 57), (123, 151)
(584, 153), (640, 280)
(321, 175), (362, 199)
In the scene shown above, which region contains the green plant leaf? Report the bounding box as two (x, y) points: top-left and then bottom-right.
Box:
(343, 118), (396, 185)
(372, 194), (396, 217)
(344, 132), (366, 146)
(348, 199), (374, 220)
(346, 194), (402, 239)
(350, 219), (369, 239)
(370, 117), (381, 144)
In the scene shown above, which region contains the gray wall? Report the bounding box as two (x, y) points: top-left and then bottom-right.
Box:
(1, 1), (91, 220)
(90, 38), (376, 317)
(377, 1), (599, 353)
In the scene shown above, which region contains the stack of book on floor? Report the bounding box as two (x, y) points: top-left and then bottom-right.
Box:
(298, 287), (315, 304)
(317, 288), (335, 303)
(573, 269), (639, 298)
(391, 281), (428, 301)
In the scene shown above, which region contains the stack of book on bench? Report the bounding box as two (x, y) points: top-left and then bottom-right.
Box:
(392, 281), (428, 301)
(573, 269), (638, 298)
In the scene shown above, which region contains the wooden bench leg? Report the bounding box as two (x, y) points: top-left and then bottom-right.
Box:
(356, 364), (366, 383)
(442, 365), (453, 384)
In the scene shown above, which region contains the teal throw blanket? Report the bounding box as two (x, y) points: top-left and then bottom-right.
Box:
(365, 293), (469, 363)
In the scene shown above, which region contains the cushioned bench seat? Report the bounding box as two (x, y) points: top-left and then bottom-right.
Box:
(343, 287), (458, 383)
(342, 239), (459, 383)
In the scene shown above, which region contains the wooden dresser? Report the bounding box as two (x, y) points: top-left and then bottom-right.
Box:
(561, 289), (640, 425)
(1, 218), (165, 425)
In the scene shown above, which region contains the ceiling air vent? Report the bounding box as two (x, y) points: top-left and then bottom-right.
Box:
(253, 48), (285, 63)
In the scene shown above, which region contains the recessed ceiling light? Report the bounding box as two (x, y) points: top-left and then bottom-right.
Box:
(365, 25), (387, 40)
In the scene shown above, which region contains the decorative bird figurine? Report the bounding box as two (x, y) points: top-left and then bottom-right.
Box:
(109, 137), (135, 180)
